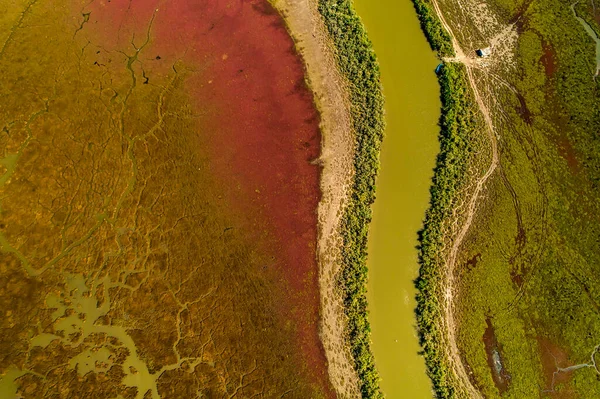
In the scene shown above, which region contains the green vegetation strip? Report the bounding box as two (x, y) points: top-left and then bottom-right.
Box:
(316, 1), (385, 397)
(415, 61), (478, 399)
(411, 0), (478, 397)
(412, 0), (455, 58)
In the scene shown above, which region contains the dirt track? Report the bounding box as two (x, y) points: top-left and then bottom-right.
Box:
(277, 0), (503, 397)
(430, 0), (500, 397)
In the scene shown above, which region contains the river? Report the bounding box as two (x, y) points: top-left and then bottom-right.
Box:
(352, 0), (441, 397)
(571, 2), (600, 76)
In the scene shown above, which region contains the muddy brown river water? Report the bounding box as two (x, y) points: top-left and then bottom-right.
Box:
(353, 0), (441, 397)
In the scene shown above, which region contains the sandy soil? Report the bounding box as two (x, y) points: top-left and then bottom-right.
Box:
(273, 0), (361, 397)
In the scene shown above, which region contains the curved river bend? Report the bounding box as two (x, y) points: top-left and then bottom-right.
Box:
(353, 0), (441, 397)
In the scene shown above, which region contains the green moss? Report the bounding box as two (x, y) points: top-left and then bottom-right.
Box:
(316, 1), (385, 397)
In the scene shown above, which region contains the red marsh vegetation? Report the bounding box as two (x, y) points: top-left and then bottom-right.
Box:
(85, 0), (330, 393)
(87, 0), (331, 394)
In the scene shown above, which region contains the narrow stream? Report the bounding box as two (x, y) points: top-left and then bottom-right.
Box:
(572, 2), (600, 76)
(353, 0), (441, 397)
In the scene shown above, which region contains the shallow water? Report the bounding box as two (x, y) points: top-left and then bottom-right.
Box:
(353, 0), (441, 397)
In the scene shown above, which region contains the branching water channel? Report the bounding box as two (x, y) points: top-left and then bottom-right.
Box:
(572, 1), (600, 76)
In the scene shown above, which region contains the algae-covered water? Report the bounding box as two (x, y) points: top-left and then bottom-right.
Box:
(353, 0), (441, 397)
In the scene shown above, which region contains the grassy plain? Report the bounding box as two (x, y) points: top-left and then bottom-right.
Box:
(414, 0), (600, 397)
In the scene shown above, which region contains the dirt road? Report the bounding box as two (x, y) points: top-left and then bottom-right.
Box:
(430, 0), (500, 397)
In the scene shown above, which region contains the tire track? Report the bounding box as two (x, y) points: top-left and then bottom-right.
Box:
(429, 0), (500, 397)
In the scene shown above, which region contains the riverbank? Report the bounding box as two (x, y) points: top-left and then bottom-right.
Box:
(273, 0), (361, 396)
(275, 1), (486, 397)
(411, 0), (486, 398)
(415, 60), (481, 398)
(275, 0), (386, 397)
(316, 1), (387, 397)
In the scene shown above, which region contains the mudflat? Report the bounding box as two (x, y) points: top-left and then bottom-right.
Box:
(0, 0), (334, 397)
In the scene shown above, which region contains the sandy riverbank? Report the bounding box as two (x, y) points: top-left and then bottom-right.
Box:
(273, 0), (361, 397)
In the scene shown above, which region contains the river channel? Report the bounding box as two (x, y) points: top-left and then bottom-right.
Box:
(353, 0), (441, 397)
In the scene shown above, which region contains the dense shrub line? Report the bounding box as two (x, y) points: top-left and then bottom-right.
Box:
(415, 61), (477, 399)
(411, 1), (477, 396)
(316, 1), (385, 398)
(412, 0), (455, 57)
